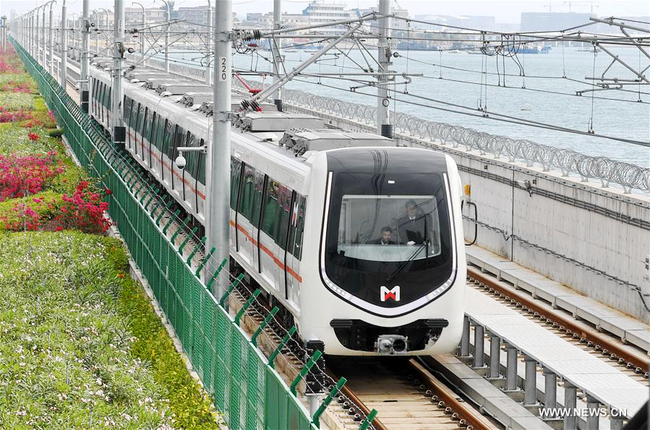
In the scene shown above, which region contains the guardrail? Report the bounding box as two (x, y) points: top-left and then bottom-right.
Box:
(279, 89), (650, 194)
(12, 38), (318, 430)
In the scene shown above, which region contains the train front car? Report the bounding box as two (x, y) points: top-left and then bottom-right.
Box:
(302, 147), (466, 356)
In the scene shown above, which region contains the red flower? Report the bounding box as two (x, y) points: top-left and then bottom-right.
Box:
(104, 188), (112, 195)
(28, 132), (40, 141)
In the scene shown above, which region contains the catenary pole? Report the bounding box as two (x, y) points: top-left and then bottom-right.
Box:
(81, 0), (90, 112)
(35, 8), (40, 62)
(49, 2), (55, 76)
(208, 0), (232, 301)
(61, 0), (67, 88)
(205, 0), (211, 85)
(376, 0), (392, 137)
(131, 2), (145, 66)
(158, 0), (170, 72)
(112, 0), (125, 145)
(271, 0), (282, 109)
(41, 5), (47, 64)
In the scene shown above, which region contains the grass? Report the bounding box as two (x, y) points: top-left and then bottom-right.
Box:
(0, 232), (174, 428)
(0, 232), (218, 428)
(0, 124), (60, 156)
(0, 92), (35, 111)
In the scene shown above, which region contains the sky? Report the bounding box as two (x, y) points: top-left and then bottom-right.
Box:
(2, 0), (648, 23)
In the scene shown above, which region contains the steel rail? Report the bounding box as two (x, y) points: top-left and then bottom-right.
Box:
(467, 266), (649, 376)
(408, 359), (494, 430)
(324, 368), (388, 430)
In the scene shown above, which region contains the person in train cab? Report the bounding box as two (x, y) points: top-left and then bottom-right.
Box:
(369, 226), (395, 245)
(397, 199), (432, 245)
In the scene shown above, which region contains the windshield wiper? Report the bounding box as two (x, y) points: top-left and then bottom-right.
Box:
(386, 240), (429, 283)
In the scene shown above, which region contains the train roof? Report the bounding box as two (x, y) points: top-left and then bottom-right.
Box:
(89, 63), (398, 193)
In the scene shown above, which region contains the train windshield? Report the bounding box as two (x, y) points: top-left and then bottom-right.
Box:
(323, 171), (455, 309)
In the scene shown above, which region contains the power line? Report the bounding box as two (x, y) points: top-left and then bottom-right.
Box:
(288, 77), (650, 148)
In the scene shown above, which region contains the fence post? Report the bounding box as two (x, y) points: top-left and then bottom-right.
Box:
(170, 216), (191, 243)
(206, 258), (228, 291)
(178, 226), (199, 254)
(289, 350), (323, 396)
(268, 326), (297, 369)
(186, 237), (206, 265)
(252, 306), (279, 347)
(234, 289), (261, 326)
(196, 246), (216, 278)
(219, 273), (244, 307)
(358, 409), (378, 430)
(312, 377), (347, 428)
(162, 209), (181, 235)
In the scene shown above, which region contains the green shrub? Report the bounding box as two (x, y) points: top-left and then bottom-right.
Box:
(48, 128), (64, 138)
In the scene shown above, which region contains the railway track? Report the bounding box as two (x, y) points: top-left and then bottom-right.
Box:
(327, 357), (496, 430)
(467, 266), (649, 383)
(228, 285), (496, 430)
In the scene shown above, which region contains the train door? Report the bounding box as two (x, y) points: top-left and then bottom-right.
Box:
(123, 96), (131, 150)
(259, 179), (291, 293)
(230, 158), (242, 251)
(129, 101), (139, 156)
(237, 164), (257, 266)
(138, 106), (147, 163)
(151, 115), (163, 180)
(143, 109), (153, 168)
(196, 142), (206, 218)
(285, 194), (306, 309)
(259, 177), (279, 291)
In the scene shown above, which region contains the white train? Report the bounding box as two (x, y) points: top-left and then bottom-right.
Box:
(89, 62), (466, 356)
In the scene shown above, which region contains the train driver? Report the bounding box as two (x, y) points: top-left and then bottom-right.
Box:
(369, 226), (395, 245)
(397, 199), (432, 246)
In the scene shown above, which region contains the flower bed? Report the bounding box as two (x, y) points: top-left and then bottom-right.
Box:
(0, 44), (219, 428)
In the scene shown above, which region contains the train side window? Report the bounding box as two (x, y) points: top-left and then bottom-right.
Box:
(123, 96), (131, 125)
(277, 185), (292, 250)
(185, 133), (197, 177)
(197, 139), (206, 184)
(162, 120), (174, 159)
(252, 170), (265, 227)
(239, 165), (256, 220)
(230, 158), (242, 209)
(289, 195), (306, 260)
(99, 83), (105, 108)
(138, 105), (146, 136)
(91, 79), (96, 111)
(144, 109), (153, 142)
(172, 125), (186, 159)
(101, 84), (107, 109)
(262, 179), (286, 243)
(107, 87), (112, 109)
(151, 114), (159, 149)
(130, 102), (139, 133)
(155, 115), (165, 150)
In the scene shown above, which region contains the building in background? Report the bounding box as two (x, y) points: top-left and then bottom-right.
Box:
(520, 12), (592, 32)
(301, 1), (352, 35)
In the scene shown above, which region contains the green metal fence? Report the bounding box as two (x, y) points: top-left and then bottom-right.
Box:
(11, 39), (318, 430)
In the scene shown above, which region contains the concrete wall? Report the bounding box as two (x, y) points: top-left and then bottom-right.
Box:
(457, 156), (650, 324)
